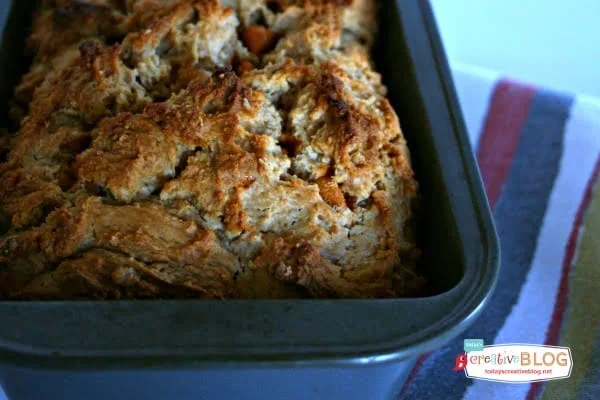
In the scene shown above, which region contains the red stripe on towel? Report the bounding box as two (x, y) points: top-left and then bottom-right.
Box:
(476, 80), (537, 209)
(396, 354), (428, 399)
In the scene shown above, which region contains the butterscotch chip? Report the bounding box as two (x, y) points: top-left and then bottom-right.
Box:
(316, 177), (346, 208)
(241, 25), (277, 55)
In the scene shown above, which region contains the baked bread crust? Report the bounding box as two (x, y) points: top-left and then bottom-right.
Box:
(0, 0), (425, 299)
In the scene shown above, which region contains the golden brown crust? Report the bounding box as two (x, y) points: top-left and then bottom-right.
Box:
(0, 0), (424, 299)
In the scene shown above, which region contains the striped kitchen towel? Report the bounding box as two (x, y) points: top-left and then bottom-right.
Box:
(398, 63), (600, 400)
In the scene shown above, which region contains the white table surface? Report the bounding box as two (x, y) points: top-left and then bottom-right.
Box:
(430, 0), (600, 98)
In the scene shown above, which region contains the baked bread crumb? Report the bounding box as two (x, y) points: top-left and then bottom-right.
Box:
(0, 0), (425, 299)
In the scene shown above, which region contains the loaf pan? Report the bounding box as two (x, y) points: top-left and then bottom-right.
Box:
(0, 0), (499, 399)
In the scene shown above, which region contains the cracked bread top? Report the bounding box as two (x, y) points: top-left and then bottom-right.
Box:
(0, 0), (425, 299)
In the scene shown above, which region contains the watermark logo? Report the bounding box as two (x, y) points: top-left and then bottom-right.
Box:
(454, 342), (573, 383)
(464, 338), (484, 352)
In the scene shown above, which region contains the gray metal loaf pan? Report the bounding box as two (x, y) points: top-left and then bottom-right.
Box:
(0, 0), (499, 399)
